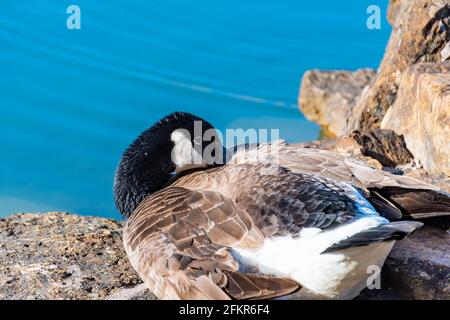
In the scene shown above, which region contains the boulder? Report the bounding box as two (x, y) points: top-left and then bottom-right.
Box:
(298, 69), (376, 137)
(382, 226), (450, 299)
(0, 212), (156, 300)
(381, 62), (450, 175)
(349, 129), (414, 168)
(348, 1), (450, 131)
(358, 226), (450, 300)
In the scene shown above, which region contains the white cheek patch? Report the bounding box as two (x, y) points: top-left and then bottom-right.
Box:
(171, 129), (203, 171)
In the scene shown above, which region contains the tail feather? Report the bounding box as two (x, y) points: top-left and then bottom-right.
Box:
(323, 221), (423, 253)
(369, 190), (403, 220)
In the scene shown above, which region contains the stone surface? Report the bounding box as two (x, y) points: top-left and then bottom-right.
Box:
(349, 1), (450, 131)
(382, 226), (450, 299)
(387, 0), (404, 26)
(381, 62), (450, 175)
(441, 42), (450, 61)
(350, 129), (414, 168)
(0, 212), (156, 300)
(298, 69), (376, 137)
(358, 226), (450, 300)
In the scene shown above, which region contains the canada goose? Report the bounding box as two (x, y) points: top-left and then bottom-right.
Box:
(114, 112), (450, 300)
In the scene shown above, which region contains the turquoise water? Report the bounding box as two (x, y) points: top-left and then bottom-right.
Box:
(0, 1), (391, 218)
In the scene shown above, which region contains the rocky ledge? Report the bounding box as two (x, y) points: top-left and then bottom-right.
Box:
(0, 213), (156, 300)
(0, 212), (448, 300)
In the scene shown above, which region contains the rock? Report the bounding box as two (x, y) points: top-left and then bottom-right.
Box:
(441, 42), (450, 61)
(297, 1), (450, 176)
(349, 1), (450, 131)
(387, 0), (404, 25)
(358, 226), (450, 300)
(381, 62), (450, 175)
(298, 69), (376, 137)
(349, 129), (414, 168)
(382, 226), (450, 299)
(0, 212), (157, 300)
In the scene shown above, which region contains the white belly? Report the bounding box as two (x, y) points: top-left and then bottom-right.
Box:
(232, 217), (394, 299)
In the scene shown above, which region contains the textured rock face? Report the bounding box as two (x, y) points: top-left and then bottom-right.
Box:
(349, 1), (450, 131)
(349, 129), (414, 168)
(381, 63), (450, 175)
(358, 226), (450, 300)
(299, 69), (376, 137)
(0, 212), (156, 300)
(382, 226), (450, 299)
(387, 0), (404, 25)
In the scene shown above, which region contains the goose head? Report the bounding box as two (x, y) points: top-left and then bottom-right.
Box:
(114, 111), (223, 217)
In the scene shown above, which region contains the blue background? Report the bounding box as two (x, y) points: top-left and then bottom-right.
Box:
(0, 0), (391, 218)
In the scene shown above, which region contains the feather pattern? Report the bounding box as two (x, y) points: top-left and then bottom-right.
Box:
(122, 141), (447, 300)
(123, 186), (300, 299)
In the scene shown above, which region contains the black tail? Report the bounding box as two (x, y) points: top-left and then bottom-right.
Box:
(323, 221), (423, 253)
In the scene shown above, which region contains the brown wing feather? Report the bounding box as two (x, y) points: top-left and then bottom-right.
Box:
(275, 144), (449, 219)
(123, 186), (299, 300)
(276, 145), (439, 191)
(224, 271), (299, 300)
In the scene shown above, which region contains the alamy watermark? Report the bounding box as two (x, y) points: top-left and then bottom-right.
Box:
(65, 5), (381, 31)
(367, 5), (381, 30)
(66, 5), (81, 30)
(366, 265), (382, 290)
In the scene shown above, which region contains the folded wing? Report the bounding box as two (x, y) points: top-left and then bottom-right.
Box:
(274, 144), (450, 220)
(123, 186), (300, 300)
